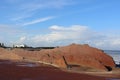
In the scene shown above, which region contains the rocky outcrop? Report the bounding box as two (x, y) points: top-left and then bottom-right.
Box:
(0, 44), (116, 71)
(0, 48), (23, 60)
(51, 44), (115, 71)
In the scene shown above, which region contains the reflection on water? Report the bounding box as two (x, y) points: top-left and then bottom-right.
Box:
(0, 60), (12, 64)
(16, 62), (40, 67)
(0, 60), (40, 67)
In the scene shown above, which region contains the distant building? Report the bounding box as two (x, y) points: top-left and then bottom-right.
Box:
(13, 44), (27, 48)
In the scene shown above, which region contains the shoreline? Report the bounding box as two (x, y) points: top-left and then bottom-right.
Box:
(25, 59), (120, 78)
(0, 59), (120, 79)
(0, 59), (107, 80)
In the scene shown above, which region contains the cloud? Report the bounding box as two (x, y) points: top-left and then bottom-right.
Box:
(24, 25), (97, 47)
(11, 25), (120, 50)
(48, 25), (94, 41)
(11, 14), (33, 21)
(7, 0), (74, 24)
(0, 24), (26, 45)
(50, 25), (88, 31)
(22, 16), (54, 26)
(20, 0), (75, 12)
(92, 37), (120, 50)
(0, 24), (22, 34)
(14, 36), (26, 44)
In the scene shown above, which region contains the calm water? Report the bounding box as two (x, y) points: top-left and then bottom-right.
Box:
(104, 50), (120, 64)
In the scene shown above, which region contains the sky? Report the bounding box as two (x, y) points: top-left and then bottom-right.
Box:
(0, 0), (120, 50)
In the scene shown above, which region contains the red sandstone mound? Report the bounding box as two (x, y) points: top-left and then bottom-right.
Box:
(0, 48), (22, 60)
(49, 44), (115, 71)
(0, 44), (116, 71)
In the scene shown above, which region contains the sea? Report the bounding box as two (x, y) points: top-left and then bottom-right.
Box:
(104, 50), (120, 64)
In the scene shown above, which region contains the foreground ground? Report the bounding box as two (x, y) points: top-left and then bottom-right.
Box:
(0, 60), (104, 80)
(0, 60), (120, 80)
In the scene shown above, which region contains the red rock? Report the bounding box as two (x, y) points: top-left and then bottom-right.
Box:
(0, 44), (116, 71)
(0, 48), (22, 60)
(50, 44), (115, 71)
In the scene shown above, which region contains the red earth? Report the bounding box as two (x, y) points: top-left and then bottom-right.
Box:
(0, 60), (107, 80)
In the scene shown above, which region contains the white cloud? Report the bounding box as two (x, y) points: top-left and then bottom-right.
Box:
(0, 24), (22, 34)
(48, 25), (94, 41)
(11, 14), (32, 21)
(22, 16), (54, 26)
(11, 25), (120, 50)
(8, 0), (74, 24)
(26, 25), (96, 46)
(19, 36), (26, 42)
(20, 0), (75, 12)
(13, 36), (26, 44)
(50, 25), (88, 31)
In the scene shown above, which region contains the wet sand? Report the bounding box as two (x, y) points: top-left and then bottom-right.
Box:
(0, 60), (107, 80)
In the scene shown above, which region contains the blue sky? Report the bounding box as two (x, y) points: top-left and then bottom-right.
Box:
(0, 0), (120, 50)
